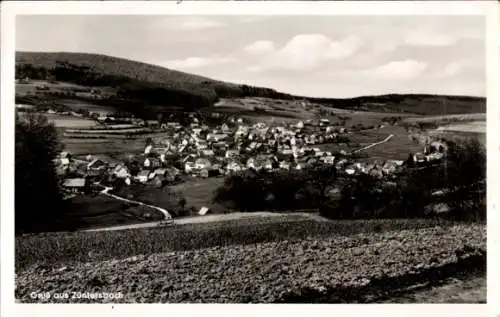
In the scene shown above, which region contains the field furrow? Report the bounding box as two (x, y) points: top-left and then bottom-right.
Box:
(16, 224), (485, 303)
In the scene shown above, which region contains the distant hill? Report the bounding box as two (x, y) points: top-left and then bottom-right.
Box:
(304, 94), (486, 116)
(16, 51), (485, 118)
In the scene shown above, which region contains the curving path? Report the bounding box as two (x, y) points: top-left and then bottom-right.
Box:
(350, 134), (394, 154)
(99, 186), (172, 220)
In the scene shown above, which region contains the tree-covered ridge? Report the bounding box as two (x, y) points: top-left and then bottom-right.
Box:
(16, 51), (486, 116)
(16, 52), (293, 109)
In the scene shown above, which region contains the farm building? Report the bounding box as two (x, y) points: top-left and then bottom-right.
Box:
(135, 170), (150, 183)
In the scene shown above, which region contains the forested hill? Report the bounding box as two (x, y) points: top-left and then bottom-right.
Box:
(16, 52), (485, 116)
(16, 52), (294, 109)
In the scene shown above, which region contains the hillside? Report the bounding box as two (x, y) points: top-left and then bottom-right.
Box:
(16, 51), (486, 118)
(307, 94), (486, 116)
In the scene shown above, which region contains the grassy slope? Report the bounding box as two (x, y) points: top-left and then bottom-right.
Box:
(61, 195), (165, 230)
(17, 51), (486, 116)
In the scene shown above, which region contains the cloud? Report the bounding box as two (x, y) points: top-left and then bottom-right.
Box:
(248, 34), (362, 72)
(244, 40), (276, 55)
(444, 62), (463, 76)
(359, 59), (428, 80)
(404, 30), (458, 47)
(165, 56), (234, 70)
(177, 18), (225, 30)
(442, 59), (480, 77)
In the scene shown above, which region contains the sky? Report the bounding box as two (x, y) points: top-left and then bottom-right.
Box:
(16, 15), (485, 98)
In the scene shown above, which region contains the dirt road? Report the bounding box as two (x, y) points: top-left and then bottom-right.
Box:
(351, 134), (394, 154)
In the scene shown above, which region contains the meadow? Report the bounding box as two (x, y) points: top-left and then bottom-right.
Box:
(318, 125), (422, 161)
(402, 113), (485, 124)
(436, 121), (486, 134)
(18, 112), (99, 129)
(61, 195), (165, 231)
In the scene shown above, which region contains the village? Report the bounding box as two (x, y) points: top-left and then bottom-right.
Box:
(55, 111), (448, 201)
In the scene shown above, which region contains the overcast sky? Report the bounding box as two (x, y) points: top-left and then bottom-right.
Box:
(16, 15), (485, 98)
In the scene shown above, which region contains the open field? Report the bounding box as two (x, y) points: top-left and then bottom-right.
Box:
(59, 133), (170, 157)
(16, 217), (453, 270)
(18, 112), (99, 128)
(318, 125), (422, 161)
(402, 113), (485, 124)
(436, 121), (486, 134)
(114, 177), (228, 217)
(52, 98), (117, 115)
(61, 138), (146, 156)
(16, 80), (87, 95)
(65, 128), (149, 134)
(169, 177), (225, 212)
(16, 223), (485, 303)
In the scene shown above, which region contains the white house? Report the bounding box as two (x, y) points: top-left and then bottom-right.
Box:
(60, 158), (70, 166)
(184, 161), (196, 174)
(135, 170), (150, 183)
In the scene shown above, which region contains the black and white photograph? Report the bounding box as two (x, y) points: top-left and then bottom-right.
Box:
(1, 0), (497, 313)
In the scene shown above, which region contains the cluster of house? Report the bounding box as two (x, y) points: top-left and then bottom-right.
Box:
(140, 117), (354, 176)
(56, 152), (182, 195)
(56, 116), (449, 194)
